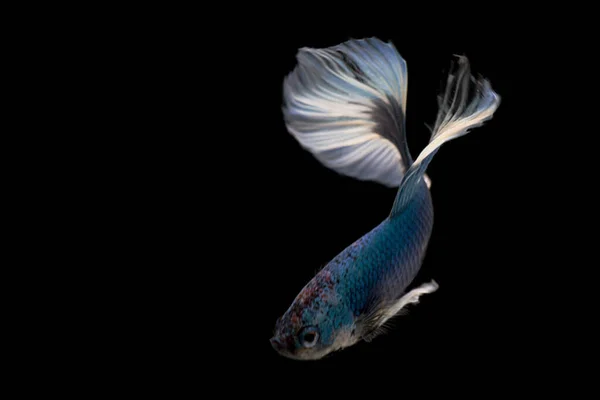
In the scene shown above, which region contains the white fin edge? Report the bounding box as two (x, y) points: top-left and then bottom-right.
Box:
(424, 174), (432, 188)
(380, 280), (439, 325)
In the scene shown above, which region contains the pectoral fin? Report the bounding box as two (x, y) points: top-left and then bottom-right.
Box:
(382, 280), (439, 321)
(359, 280), (439, 342)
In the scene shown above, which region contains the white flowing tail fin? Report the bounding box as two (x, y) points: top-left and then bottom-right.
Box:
(390, 56), (500, 217)
(282, 38), (413, 187)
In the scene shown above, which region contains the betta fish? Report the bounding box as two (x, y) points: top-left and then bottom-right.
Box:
(270, 37), (500, 360)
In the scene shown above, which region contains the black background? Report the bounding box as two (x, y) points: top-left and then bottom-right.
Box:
(121, 11), (594, 396)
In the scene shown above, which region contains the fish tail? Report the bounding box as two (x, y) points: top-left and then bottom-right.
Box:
(390, 56), (500, 217)
(282, 38), (413, 188)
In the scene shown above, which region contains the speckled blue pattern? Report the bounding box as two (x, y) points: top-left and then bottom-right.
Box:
(271, 180), (433, 358)
(322, 180), (433, 318)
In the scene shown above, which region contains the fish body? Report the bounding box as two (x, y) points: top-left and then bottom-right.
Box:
(271, 38), (499, 360)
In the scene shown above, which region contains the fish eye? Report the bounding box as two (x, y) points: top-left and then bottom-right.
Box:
(298, 327), (319, 348)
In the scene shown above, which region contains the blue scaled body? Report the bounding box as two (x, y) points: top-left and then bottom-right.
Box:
(325, 180), (433, 321)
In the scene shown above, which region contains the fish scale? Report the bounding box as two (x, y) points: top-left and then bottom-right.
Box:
(326, 181), (433, 319)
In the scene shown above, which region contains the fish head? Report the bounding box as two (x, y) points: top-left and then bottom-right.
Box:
(270, 271), (355, 360)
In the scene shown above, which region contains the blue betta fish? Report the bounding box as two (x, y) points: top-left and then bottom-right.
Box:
(270, 38), (500, 360)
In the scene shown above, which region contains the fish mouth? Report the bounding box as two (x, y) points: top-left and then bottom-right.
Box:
(270, 336), (300, 359)
(270, 337), (324, 361)
(269, 337), (282, 351)
(270, 337), (291, 353)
